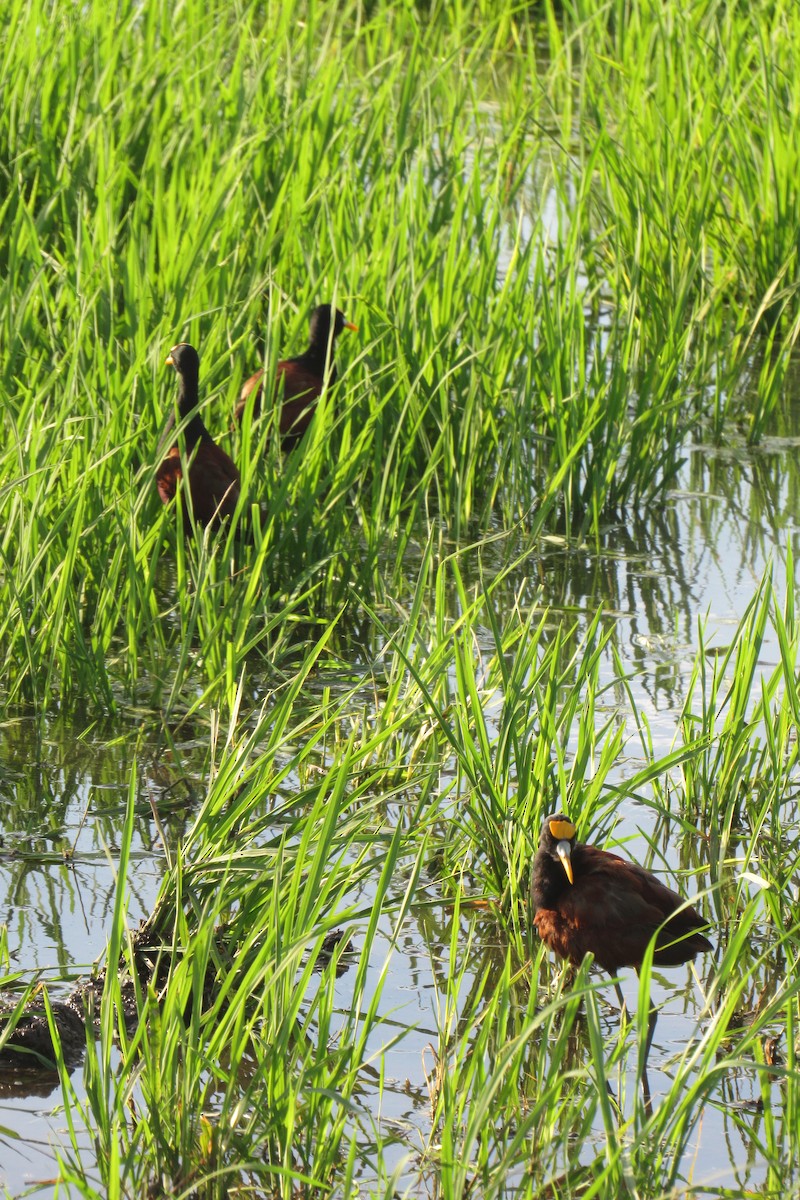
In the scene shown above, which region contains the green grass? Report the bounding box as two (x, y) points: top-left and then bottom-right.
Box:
(0, 552), (781, 1197)
(4, 0), (800, 710)
(3, 0), (800, 1196)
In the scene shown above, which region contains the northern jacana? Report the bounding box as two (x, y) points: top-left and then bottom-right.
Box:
(0, 992), (86, 1067)
(157, 343), (241, 529)
(234, 304), (357, 448)
(532, 813), (712, 983)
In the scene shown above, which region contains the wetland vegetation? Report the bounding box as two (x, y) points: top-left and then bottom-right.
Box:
(2, 0), (800, 1195)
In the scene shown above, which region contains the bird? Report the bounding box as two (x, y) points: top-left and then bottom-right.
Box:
(0, 993), (86, 1068)
(157, 343), (241, 529)
(234, 304), (357, 447)
(532, 812), (712, 984)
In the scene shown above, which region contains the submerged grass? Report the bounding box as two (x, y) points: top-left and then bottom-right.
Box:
(3, 0), (800, 1196)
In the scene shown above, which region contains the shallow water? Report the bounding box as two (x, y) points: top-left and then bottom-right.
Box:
(1, 421), (799, 1195)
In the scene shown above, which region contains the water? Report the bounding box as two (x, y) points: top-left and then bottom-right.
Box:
(1, 424), (799, 1195)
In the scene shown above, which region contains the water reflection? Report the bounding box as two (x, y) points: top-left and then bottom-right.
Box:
(0, 716), (181, 975)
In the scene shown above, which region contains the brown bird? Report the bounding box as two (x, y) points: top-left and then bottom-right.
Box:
(157, 343), (241, 529)
(532, 813), (712, 981)
(0, 994), (86, 1068)
(234, 304), (357, 447)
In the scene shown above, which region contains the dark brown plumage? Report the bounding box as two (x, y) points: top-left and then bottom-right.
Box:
(234, 304), (357, 447)
(0, 995), (86, 1068)
(532, 813), (712, 975)
(157, 343), (241, 529)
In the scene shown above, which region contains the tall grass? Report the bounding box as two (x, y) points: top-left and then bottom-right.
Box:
(22, 550), (793, 1197)
(3, 0), (800, 709)
(3, 0), (800, 1196)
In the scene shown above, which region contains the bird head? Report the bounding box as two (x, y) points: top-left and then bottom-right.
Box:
(310, 304), (358, 344)
(542, 813), (576, 885)
(165, 342), (200, 376)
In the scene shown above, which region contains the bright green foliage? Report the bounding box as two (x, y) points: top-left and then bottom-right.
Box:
(3, 0), (800, 1197)
(4, 0), (800, 709)
(32, 556), (800, 1198)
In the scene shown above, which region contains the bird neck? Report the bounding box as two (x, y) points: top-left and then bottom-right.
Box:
(176, 374), (212, 447)
(302, 336), (337, 377)
(531, 850), (571, 909)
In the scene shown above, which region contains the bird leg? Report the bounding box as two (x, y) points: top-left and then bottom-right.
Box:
(637, 988), (658, 1117)
(643, 1003), (658, 1063)
(641, 1059), (653, 1118)
(639, 1007), (657, 1118)
(628, 971), (657, 1115)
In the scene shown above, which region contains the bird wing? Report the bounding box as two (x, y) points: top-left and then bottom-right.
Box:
(156, 448), (182, 505)
(539, 848), (709, 971)
(188, 444), (241, 525)
(157, 444), (240, 527)
(276, 360), (323, 405)
(235, 361), (323, 434)
(236, 370), (264, 422)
